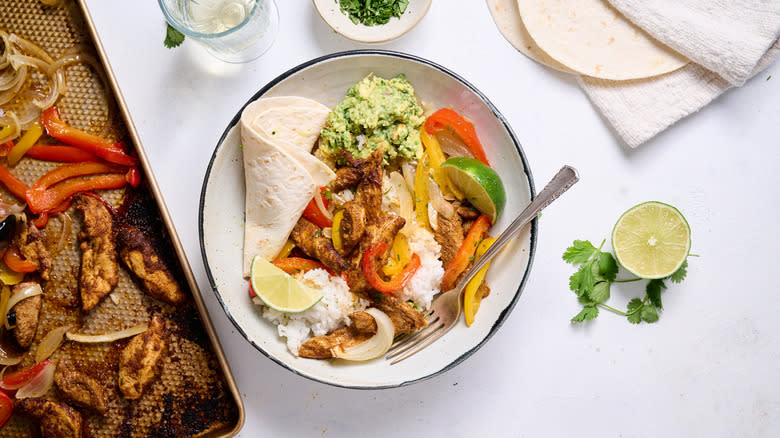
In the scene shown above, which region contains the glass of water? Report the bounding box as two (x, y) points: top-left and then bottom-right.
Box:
(159, 0), (279, 63)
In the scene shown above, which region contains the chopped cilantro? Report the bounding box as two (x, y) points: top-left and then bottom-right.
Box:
(163, 23), (185, 49)
(337, 0), (410, 26)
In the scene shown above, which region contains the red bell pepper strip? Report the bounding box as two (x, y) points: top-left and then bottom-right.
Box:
(29, 162), (125, 192)
(3, 246), (37, 273)
(301, 188), (332, 228)
(441, 214), (491, 291)
(26, 173), (127, 213)
(126, 167), (141, 188)
(0, 141), (13, 157)
(40, 107), (138, 167)
(32, 199), (72, 228)
(362, 242), (421, 293)
(424, 108), (490, 166)
(0, 165), (29, 201)
(0, 391), (11, 427)
(0, 360), (51, 392)
(25, 144), (100, 163)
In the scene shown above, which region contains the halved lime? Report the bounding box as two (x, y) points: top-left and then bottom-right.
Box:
(611, 202), (691, 279)
(440, 157), (506, 223)
(249, 256), (322, 313)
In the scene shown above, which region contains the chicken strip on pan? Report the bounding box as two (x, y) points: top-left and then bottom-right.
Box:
(290, 218), (348, 274)
(119, 314), (167, 400)
(115, 222), (186, 305)
(73, 194), (118, 312)
(12, 214), (52, 281)
(9, 282), (42, 349)
(298, 311), (377, 359)
(54, 359), (108, 415)
(17, 397), (83, 438)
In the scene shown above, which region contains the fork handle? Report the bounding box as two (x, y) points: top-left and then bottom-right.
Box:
(455, 165), (580, 290)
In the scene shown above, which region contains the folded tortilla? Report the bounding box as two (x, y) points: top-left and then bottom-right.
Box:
(241, 97), (335, 276)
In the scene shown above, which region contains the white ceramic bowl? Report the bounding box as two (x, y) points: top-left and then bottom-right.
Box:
(199, 50), (537, 389)
(312, 0), (432, 43)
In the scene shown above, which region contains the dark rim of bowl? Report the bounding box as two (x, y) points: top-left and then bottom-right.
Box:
(198, 49), (537, 390)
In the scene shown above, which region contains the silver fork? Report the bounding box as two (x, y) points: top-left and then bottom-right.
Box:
(385, 165), (580, 365)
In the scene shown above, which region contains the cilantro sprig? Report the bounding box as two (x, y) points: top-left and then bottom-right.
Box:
(564, 240), (688, 324)
(164, 23), (185, 49)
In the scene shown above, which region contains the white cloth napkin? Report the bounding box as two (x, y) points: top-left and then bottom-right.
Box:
(579, 0), (780, 147)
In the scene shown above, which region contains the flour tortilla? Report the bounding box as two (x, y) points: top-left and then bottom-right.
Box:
(241, 97), (336, 276)
(487, 0), (574, 74)
(516, 0), (689, 80)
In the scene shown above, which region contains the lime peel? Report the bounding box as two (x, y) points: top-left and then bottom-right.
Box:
(440, 157), (506, 223)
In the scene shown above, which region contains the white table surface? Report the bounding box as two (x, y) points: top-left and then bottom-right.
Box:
(83, 1), (780, 436)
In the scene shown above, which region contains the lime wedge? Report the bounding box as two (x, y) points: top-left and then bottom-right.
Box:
(440, 157), (506, 223)
(611, 202), (691, 279)
(249, 256), (322, 313)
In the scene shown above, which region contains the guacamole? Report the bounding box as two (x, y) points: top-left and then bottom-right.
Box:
(320, 74), (424, 163)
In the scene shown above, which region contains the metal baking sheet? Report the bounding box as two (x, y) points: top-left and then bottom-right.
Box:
(0, 0), (244, 436)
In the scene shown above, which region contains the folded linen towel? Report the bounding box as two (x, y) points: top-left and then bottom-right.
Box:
(487, 0), (780, 147)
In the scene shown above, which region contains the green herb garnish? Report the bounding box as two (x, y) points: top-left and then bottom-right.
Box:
(337, 0), (409, 26)
(164, 23), (185, 49)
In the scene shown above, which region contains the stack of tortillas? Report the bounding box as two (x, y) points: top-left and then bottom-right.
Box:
(487, 0), (780, 147)
(241, 96), (336, 276)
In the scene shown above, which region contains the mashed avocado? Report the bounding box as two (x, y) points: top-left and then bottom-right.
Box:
(320, 74), (424, 163)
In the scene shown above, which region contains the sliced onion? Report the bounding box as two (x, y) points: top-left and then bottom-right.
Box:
(5, 283), (43, 329)
(0, 344), (23, 366)
(313, 189), (333, 221)
(109, 292), (121, 305)
(0, 68), (20, 91)
(50, 212), (72, 255)
(389, 171), (413, 225)
(436, 130), (475, 160)
(0, 67), (26, 106)
(32, 67), (61, 109)
(321, 227), (332, 239)
(35, 325), (74, 363)
(428, 203), (438, 232)
(66, 322), (149, 343)
(428, 178), (455, 219)
(331, 309), (394, 361)
(8, 34), (54, 63)
(401, 161), (416, 193)
(15, 360), (55, 399)
(9, 53), (50, 72)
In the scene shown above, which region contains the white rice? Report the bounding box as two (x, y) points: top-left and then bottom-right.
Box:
(262, 269), (369, 355)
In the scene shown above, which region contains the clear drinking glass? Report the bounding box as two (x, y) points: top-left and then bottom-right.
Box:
(159, 0), (279, 63)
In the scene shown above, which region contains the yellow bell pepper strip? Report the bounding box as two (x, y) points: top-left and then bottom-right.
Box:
(0, 262), (24, 286)
(441, 214), (491, 291)
(413, 153), (431, 230)
(274, 240), (295, 260)
(420, 128), (462, 200)
(363, 242), (421, 294)
(464, 237), (497, 326)
(383, 233), (411, 276)
(7, 122), (43, 166)
(331, 210), (344, 251)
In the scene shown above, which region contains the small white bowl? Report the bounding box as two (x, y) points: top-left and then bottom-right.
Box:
(312, 0), (432, 43)
(199, 51), (537, 388)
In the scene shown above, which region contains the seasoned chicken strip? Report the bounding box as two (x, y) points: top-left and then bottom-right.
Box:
(330, 166), (363, 192)
(353, 150), (384, 222)
(434, 210), (464, 268)
(115, 222), (186, 305)
(290, 218), (347, 274)
(12, 215), (52, 281)
(119, 314), (166, 400)
(54, 359), (108, 415)
(17, 397), (83, 438)
(337, 201), (366, 256)
(345, 214), (405, 295)
(372, 295), (426, 336)
(10, 283), (42, 349)
(73, 194), (118, 311)
(298, 311), (377, 359)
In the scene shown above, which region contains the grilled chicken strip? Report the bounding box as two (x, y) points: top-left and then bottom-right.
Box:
(119, 314), (166, 400)
(330, 166), (363, 192)
(434, 210), (464, 268)
(12, 215), (52, 281)
(372, 295), (426, 336)
(54, 359), (108, 415)
(10, 282), (42, 349)
(290, 218), (347, 274)
(73, 194), (118, 311)
(115, 222), (186, 305)
(337, 201), (366, 256)
(353, 150), (384, 222)
(17, 398), (83, 438)
(345, 214), (406, 295)
(298, 311), (377, 359)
